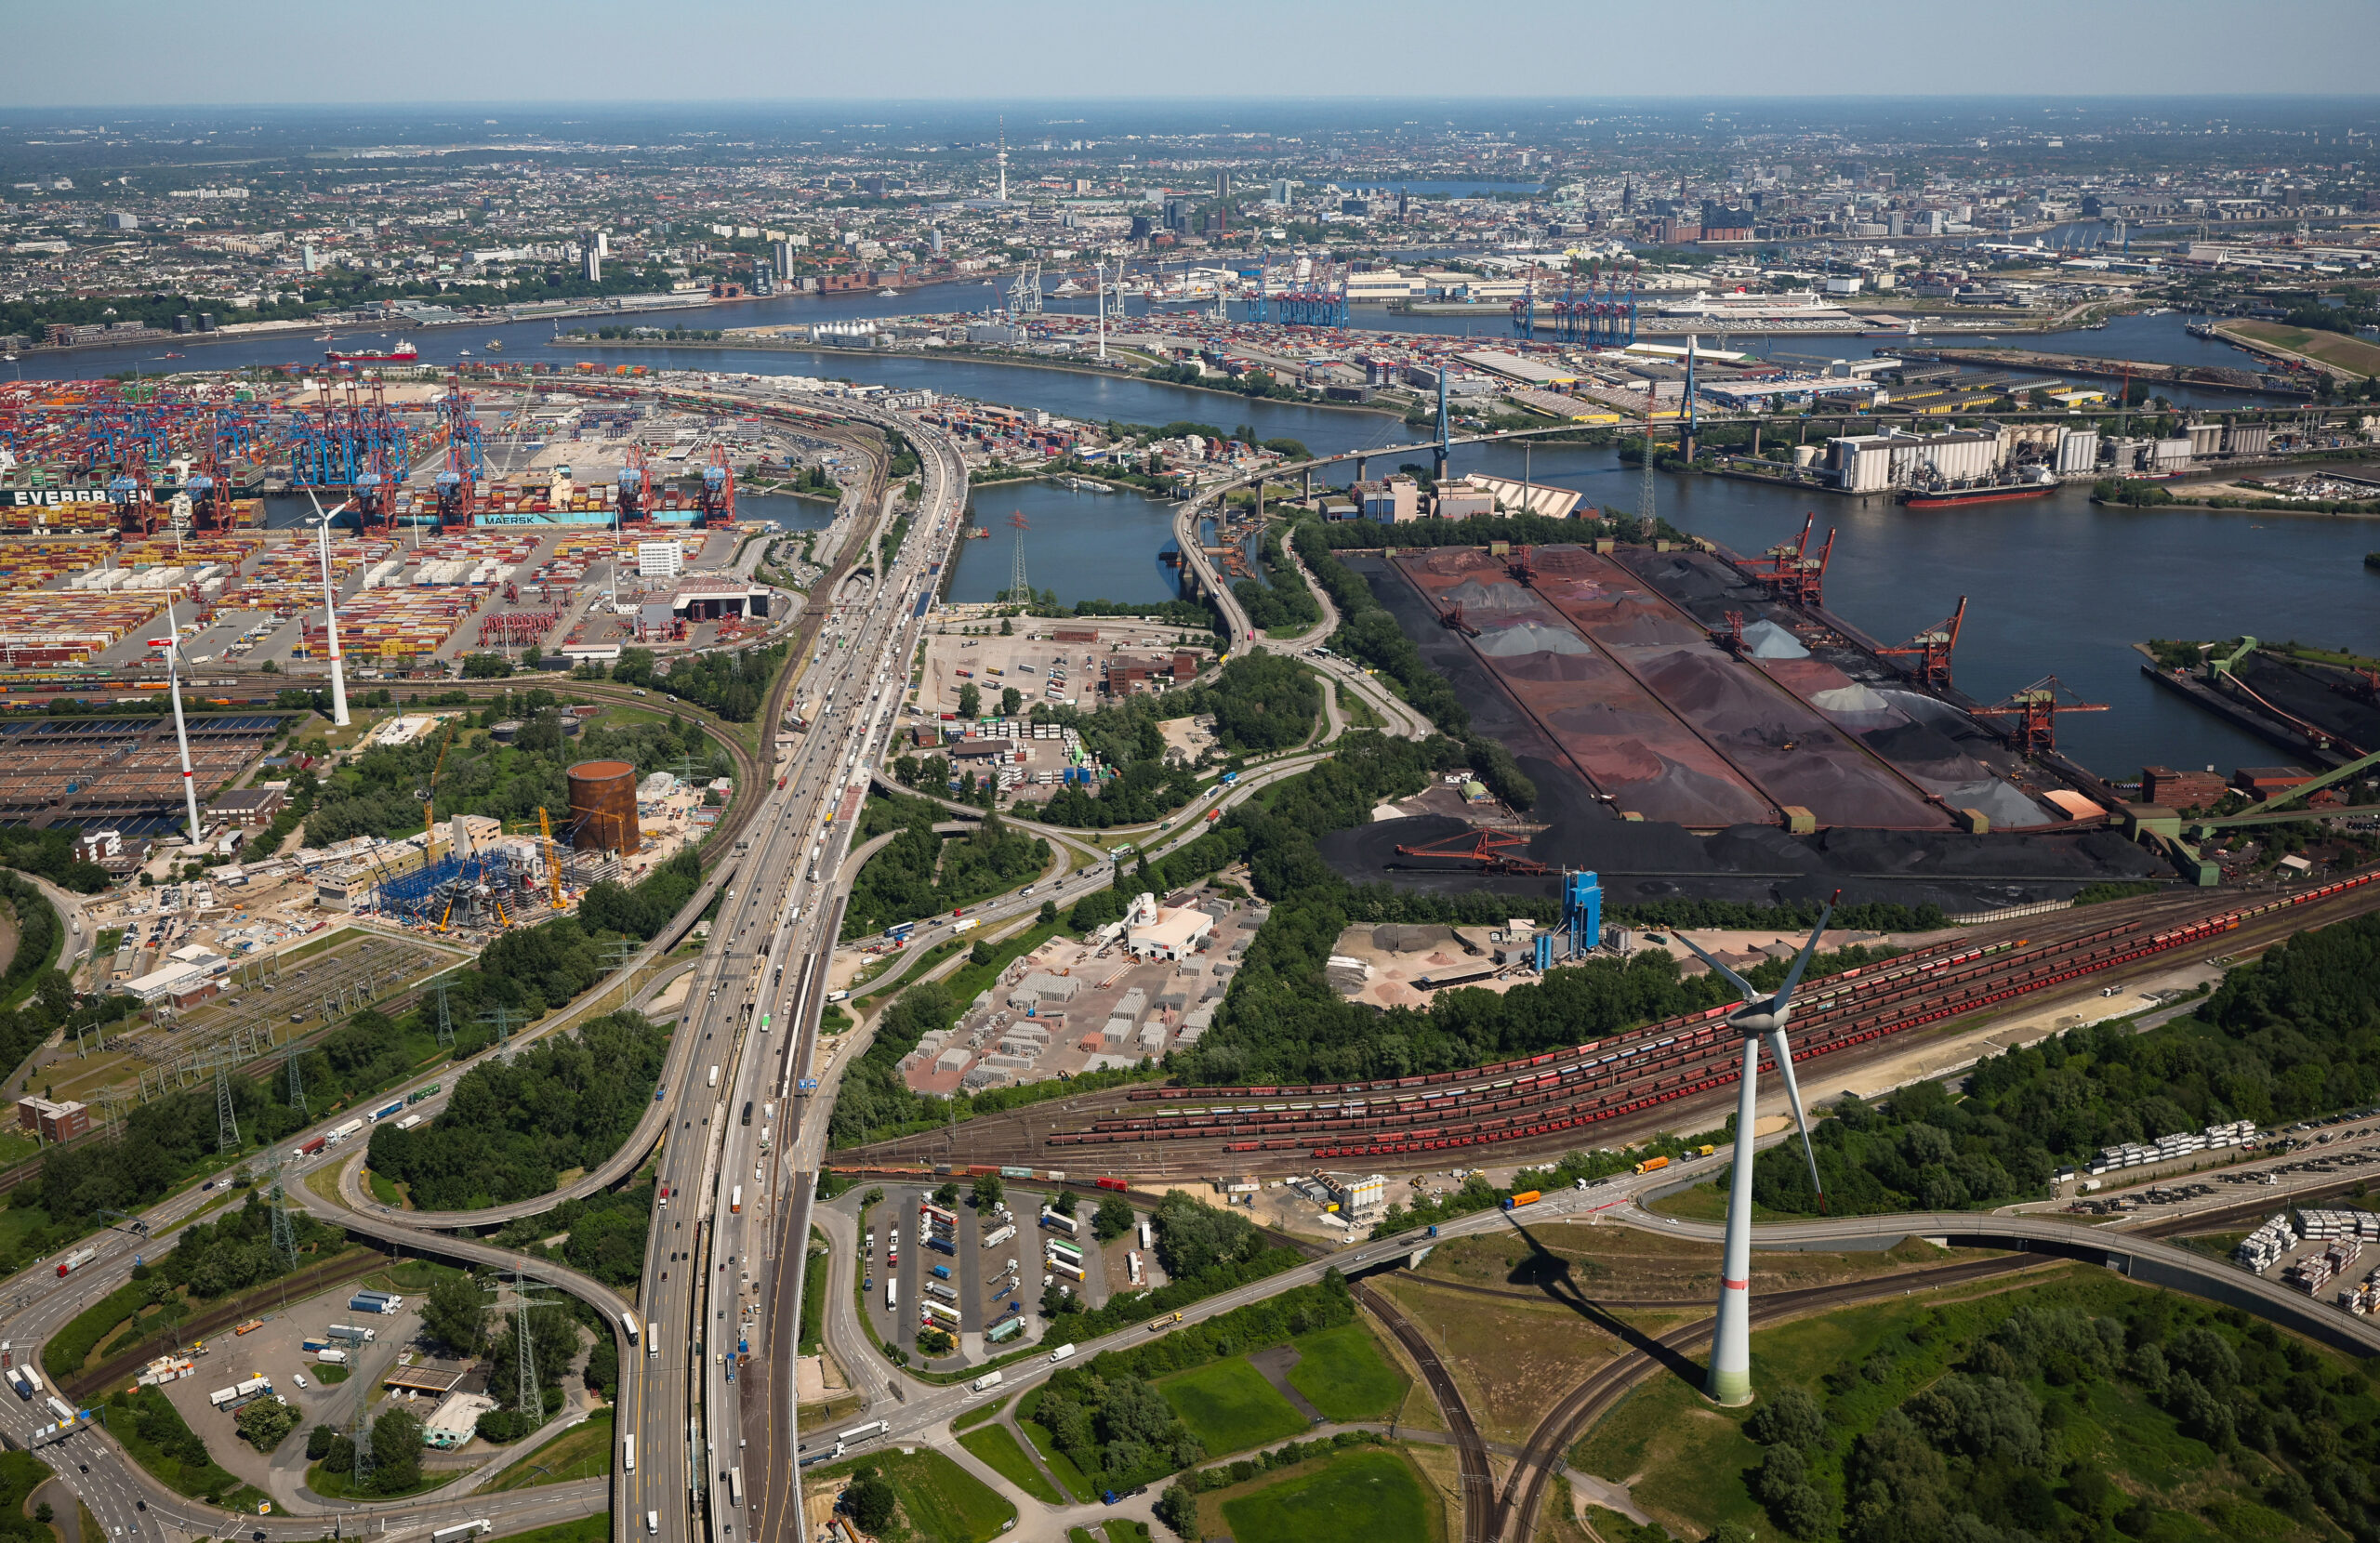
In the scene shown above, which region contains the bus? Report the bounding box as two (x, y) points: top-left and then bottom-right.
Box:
(623, 1433), (636, 1473)
(619, 1311), (641, 1344)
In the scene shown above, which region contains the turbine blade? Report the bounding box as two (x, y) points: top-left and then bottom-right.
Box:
(1765, 1027), (1826, 1212)
(1773, 896), (1837, 1009)
(1673, 930), (1758, 1001)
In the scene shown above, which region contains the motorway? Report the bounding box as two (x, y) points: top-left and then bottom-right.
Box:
(0, 389), (966, 1543)
(14, 380), (2380, 1543)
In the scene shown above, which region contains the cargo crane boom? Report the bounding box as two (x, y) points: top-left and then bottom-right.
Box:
(1875, 596), (1967, 690)
(1972, 675), (2108, 756)
(1393, 827), (1552, 877)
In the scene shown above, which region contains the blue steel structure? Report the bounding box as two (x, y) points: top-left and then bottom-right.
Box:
(372, 849), (520, 930)
(1532, 870), (1605, 969)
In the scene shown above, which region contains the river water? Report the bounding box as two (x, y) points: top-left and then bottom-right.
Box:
(15, 310), (2372, 778)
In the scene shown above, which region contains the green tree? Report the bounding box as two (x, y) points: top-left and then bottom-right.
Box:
(970, 1173), (1004, 1210)
(1092, 1194), (1135, 1243)
(421, 1269), (485, 1357)
(933, 1180), (961, 1209)
(1001, 686), (1023, 717)
(460, 653), (514, 679)
(957, 683), (982, 719)
(236, 1397), (302, 1451)
(368, 1406), (425, 1493)
(844, 1470), (897, 1533)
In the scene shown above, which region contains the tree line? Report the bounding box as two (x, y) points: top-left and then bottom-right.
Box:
(365, 1010), (668, 1209)
(1747, 909), (2380, 1218)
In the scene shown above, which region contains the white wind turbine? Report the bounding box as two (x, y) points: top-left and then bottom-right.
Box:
(1673, 897), (1834, 1405)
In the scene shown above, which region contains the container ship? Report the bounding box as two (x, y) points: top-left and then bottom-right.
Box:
(325, 338), (419, 363)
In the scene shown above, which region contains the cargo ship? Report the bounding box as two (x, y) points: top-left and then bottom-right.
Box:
(324, 338), (418, 363)
(1899, 475), (2059, 508)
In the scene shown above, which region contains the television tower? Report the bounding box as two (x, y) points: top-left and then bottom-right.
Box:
(997, 116), (1007, 203)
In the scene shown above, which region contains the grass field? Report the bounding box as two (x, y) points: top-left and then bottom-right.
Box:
(1020, 1418), (1092, 1503)
(1104, 1523), (1152, 1543)
(951, 1394), (1009, 1432)
(104, 1386), (243, 1500)
(365, 1169), (406, 1207)
(807, 1448), (1015, 1543)
(1220, 1448), (1441, 1543)
(317, 1365), (350, 1385)
(488, 1516), (610, 1543)
(956, 1424), (1063, 1504)
(2229, 319), (2380, 378)
(1159, 1358), (1310, 1455)
(1286, 1322), (1408, 1422)
(486, 1410), (613, 1491)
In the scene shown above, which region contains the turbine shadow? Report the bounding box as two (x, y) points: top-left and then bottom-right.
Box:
(1501, 1214), (1706, 1388)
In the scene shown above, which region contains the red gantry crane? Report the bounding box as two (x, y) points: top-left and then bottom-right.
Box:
(1972, 675), (2108, 756)
(1875, 596), (1967, 691)
(1393, 827), (1553, 877)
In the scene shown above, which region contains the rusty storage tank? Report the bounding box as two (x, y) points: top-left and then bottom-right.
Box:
(566, 759), (641, 855)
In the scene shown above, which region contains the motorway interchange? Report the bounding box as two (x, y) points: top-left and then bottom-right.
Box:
(7, 382), (2380, 1543)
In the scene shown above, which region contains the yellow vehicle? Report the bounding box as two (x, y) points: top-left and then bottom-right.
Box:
(1148, 1311), (1183, 1332)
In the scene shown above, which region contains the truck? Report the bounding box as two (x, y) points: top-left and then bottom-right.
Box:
(1138, 1220), (1152, 1250)
(623, 1433), (636, 1473)
(1050, 1260), (1086, 1283)
(44, 1396), (74, 1426)
(301, 1339), (333, 1354)
(839, 1419), (890, 1445)
(325, 1325), (377, 1344)
(981, 1224), (1016, 1249)
(929, 1264), (952, 1281)
(707, 1065), (721, 1089)
(987, 1316), (1025, 1343)
(1501, 1190), (1541, 1211)
(926, 1234), (954, 1256)
(1049, 1342), (1078, 1365)
(924, 1282), (959, 1304)
(1632, 1156), (1670, 1176)
(952, 917), (979, 934)
(315, 1348), (350, 1365)
(429, 1523), (491, 1543)
(393, 1114), (424, 1132)
(7, 1368), (33, 1402)
(971, 1370), (1005, 1393)
(369, 1101), (404, 1122)
(406, 1084), (441, 1104)
(296, 1137), (327, 1158)
(325, 1118), (364, 1144)
(885, 1279), (898, 1311)
(56, 1247), (96, 1278)
(1038, 1207), (1078, 1237)
(731, 1185), (743, 1214)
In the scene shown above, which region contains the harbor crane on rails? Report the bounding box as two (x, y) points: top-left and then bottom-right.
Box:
(1875, 596), (1968, 691)
(1973, 676), (2108, 756)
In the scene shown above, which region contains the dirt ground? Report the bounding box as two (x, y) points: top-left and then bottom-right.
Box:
(1408, 1220), (1984, 1308)
(1381, 1274), (1624, 1445)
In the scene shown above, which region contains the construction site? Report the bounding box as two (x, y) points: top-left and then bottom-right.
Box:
(1325, 521), (2180, 915)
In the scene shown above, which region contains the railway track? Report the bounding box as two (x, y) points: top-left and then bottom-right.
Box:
(1487, 1253), (2051, 1543)
(1355, 1279), (1494, 1543)
(845, 874), (2380, 1176)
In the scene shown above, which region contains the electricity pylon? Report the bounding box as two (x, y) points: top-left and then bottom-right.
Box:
(213, 1050), (240, 1154)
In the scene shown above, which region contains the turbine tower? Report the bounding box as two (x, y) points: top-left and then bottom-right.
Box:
(1673, 898), (1835, 1406)
(154, 592), (204, 847)
(303, 490), (352, 727)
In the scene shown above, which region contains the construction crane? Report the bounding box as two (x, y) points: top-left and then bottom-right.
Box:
(537, 807), (564, 908)
(1875, 597), (1967, 690)
(1973, 676), (2109, 756)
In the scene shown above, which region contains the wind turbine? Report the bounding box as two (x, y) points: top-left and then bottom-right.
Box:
(302, 490), (353, 727)
(1673, 897), (1834, 1406)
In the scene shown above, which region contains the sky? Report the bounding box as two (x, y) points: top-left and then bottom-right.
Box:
(10, 0), (2379, 107)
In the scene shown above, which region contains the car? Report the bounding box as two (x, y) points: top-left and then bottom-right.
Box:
(202, 1180), (216, 1191)
(292, 1374), (308, 1390)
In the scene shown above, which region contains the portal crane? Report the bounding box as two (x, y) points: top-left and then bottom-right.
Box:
(1972, 676), (2108, 756)
(1875, 596), (1967, 691)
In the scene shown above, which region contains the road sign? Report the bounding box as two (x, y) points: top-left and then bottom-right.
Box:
(797, 1078), (819, 1092)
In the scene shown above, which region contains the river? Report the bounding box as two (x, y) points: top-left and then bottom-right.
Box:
(14, 310), (2371, 779)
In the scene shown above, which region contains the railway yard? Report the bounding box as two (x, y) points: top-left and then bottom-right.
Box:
(844, 872), (2380, 1177)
